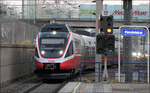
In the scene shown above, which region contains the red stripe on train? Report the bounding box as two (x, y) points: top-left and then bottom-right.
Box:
(60, 55), (80, 70)
(35, 59), (44, 69)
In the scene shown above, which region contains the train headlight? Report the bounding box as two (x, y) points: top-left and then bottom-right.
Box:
(52, 31), (56, 35)
(41, 50), (45, 55)
(132, 52), (137, 57)
(59, 50), (63, 55)
(145, 54), (148, 57)
(137, 52), (141, 56)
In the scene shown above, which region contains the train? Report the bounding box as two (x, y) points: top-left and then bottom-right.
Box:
(34, 24), (95, 79)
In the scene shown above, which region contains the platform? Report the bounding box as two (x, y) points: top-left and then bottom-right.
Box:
(58, 82), (150, 93)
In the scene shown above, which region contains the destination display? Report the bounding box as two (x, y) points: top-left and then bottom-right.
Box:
(41, 39), (65, 44)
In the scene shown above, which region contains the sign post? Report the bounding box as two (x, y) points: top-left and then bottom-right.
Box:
(102, 56), (108, 80)
(96, 0), (103, 82)
(119, 26), (149, 83)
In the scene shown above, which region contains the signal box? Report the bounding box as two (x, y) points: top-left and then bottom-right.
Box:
(100, 15), (113, 34)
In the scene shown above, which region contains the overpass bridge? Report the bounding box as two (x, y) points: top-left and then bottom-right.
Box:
(25, 18), (150, 29)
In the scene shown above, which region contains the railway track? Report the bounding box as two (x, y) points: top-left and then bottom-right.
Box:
(1, 75), (68, 93)
(24, 79), (67, 93)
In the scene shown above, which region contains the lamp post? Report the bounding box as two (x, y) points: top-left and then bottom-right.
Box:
(123, 0), (133, 82)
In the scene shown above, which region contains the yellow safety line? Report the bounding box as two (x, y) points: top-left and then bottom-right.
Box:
(72, 82), (81, 93)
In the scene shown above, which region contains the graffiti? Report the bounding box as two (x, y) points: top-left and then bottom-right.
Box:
(0, 27), (8, 42)
(113, 10), (147, 16)
(79, 4), (149, 19)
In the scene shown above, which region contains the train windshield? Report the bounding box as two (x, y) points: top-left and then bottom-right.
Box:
(39, 31), (69, 58)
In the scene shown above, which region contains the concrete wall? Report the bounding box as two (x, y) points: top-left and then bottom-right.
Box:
(0, 20), (39, 44)
(0, 20), (40, 87)
(0, 45), (35, 87)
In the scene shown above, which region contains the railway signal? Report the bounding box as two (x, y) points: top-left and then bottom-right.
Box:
(105, 35), (115, 52)
(100, 15), (113, 34)
(96, 34), (115, 54)
(96, 34), (106, 54)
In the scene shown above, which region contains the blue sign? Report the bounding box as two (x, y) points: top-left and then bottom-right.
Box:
(121, 28), (146, 36)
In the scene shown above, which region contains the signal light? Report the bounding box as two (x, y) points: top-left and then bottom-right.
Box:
(96, 34), (115, 54)
(106, 28), (112, 34)
(105, 35), (115, 51)
(96, 34), (106, 54)
(100, 15), (113, 34)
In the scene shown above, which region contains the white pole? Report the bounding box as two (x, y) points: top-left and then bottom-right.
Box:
(34, 0), (36, 24)
(96, 0), (103, 82)
(147, 27), (149, 84)
(103, 56), (108, 80)
(118, 29), (121, 82)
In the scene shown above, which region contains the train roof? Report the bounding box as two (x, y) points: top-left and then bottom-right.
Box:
(41, 24), (68, 32)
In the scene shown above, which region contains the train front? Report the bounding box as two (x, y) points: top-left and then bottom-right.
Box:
(34, 24), (74, 79)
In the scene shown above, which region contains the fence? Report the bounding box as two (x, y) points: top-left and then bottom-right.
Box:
(79, 60), (149, 83)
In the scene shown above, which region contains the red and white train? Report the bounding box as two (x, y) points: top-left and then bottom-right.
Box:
(34, 24), (95, 79)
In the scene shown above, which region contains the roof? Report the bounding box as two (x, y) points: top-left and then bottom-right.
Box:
(40, 24), (68, 32)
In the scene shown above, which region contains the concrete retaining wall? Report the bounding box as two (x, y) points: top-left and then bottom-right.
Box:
(0, 20), (40, 87)
(0, 45), (35, 87)
(0, 20), (40, 44)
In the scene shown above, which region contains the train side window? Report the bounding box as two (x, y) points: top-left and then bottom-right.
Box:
(89, 41), (91, 45)
(74, 38), (81, 53)
(65, 41), (73, 57)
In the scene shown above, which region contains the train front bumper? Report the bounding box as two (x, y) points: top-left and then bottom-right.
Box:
(34, 69), (72, 79)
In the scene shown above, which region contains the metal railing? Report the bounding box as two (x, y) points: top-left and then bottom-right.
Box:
(79, 61), (149, 83)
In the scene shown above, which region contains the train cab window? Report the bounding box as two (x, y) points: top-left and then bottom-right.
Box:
(39, 30), (68, 58)
(35, 48), (39, 58)
(65, 41), (73, 58)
